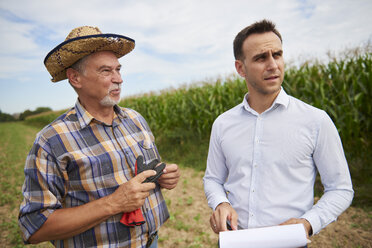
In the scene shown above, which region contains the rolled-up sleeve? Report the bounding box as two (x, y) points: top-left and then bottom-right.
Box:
(18, 136), (66, 243)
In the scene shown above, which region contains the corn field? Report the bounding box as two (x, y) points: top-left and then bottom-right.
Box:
(119, 53), (371, 147)
(283, 54), (371, 146)
(120, 77), (247, 143)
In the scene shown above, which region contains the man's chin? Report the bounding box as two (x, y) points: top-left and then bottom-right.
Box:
(256, 84), (281, 95)
(100, 96), (120, 107)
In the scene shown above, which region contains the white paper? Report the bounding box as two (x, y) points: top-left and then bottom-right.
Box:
(219, 224), (307, 248)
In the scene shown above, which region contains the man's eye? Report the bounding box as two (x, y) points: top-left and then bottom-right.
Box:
(101, 69), (111, 74)
(273, 52), (282, 58)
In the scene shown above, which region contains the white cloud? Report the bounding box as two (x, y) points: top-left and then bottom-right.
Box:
(0, 18), (41, 56)
(279, 0), (372, 62)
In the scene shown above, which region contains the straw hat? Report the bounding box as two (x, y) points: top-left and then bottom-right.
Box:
(44, 26), (135, 82)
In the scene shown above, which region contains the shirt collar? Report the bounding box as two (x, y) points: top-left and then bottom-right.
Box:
(112, 105), (129, 127)
(74, 100), (128, 129)
(113, 104), (128, 119)
(275, 87), (289, 108)
(242, 87), (289, 114)
(75, 100), (94, 129)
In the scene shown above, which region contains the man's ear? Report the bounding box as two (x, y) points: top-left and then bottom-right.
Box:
(66, 68), (82, 89)
(235, 60), (246, 78)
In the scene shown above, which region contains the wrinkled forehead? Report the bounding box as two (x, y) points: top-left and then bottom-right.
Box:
(243, 32), (283, 57)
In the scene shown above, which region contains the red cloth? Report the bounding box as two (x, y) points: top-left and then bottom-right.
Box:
(120, 157), (145, 227)
(120, 208), (145, 226)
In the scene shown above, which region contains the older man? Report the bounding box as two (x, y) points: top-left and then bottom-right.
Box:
(203, 19), (353, 239)
(19, 26), (180, 248)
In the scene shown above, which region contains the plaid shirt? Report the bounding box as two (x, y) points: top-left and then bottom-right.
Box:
(19, 101), (169, 248)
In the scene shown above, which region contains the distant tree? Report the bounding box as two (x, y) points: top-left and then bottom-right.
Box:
(19, 107), (52, 120)
(0, 110), (16, 122)
(34, 107), (52, 114)
(19, 109), (32, 121)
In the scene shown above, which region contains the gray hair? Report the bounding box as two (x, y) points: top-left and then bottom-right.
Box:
(69, 54), (91, 74)
(67, 54), (92, 89)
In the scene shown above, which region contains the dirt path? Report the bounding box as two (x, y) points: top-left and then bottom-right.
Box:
(160, 167), (372, 248)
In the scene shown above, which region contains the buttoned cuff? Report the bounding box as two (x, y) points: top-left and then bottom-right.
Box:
(300, 211), (321, 235)
(210, 196), (230, 211)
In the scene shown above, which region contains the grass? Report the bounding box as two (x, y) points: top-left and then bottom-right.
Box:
(0, 122), (52, 248)
(157, 138), (210, 171)
(24, 109), (67, 127)
(0, 122), (38, 209)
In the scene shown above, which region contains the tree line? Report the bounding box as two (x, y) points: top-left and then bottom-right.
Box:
(0, 107), (52, 122)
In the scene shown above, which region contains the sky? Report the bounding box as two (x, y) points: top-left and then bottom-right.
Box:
(0, 0), (371, 114)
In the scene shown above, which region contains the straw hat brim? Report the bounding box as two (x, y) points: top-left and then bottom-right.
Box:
(44, 34), (135, 82)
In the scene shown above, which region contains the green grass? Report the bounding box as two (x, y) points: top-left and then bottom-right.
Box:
(24, 109), (67, 128)
(0, 122), (52, 247)
(0, 123), (38, 207)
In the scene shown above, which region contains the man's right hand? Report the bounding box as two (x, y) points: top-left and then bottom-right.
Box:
(210, 202), (238, 234)
(108, 170), (156, 214)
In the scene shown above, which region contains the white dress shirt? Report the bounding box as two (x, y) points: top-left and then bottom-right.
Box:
(203, 88), (354, 234)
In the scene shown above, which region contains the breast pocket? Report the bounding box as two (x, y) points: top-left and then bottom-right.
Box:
(137, 132), (159, 162)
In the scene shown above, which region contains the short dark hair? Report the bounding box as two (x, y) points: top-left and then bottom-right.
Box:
(233, 19), (282, 60)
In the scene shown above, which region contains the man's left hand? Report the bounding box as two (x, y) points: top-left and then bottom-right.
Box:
(280, 218), (312, 238)
(157, 163), (180, 190)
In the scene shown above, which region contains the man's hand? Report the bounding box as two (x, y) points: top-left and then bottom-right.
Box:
(28, 170), (157, 244)
(157, 163), (180, 190)
(108, 170), (156, 214)
(210, 202), (238, 234)
(280, 218), (313, 238)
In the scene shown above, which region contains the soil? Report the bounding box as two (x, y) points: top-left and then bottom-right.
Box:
(160, 167), (372, 248)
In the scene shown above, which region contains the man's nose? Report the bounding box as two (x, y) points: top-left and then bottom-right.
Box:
(113, 70), (123, 84)
(267, 56), (279, 70)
